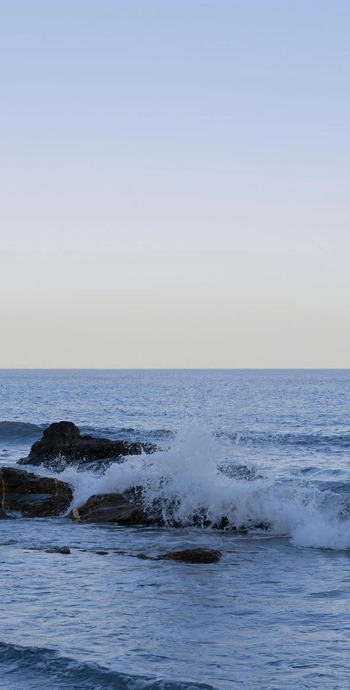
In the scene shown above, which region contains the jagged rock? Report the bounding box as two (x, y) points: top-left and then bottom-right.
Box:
(0, 467), (73, 517)
(18, 421), (157, 469)
(69, 491), (162, 526)
(157, 548), (221, 564)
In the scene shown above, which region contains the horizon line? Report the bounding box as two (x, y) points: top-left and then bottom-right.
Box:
(1, 367), (350, 372)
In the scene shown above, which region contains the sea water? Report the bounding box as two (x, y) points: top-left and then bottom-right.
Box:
(1, 369), (350, 689)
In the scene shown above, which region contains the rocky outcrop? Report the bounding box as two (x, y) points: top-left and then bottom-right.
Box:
(69, 492), (229, 528)
(157, 548), (221, 563)
(18, 421), (157, 469)
(69, 491), (161, 526)
(0, 467), (73, 517)
(68, 491), (270, 531)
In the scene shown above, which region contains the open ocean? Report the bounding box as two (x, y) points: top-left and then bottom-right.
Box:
(2, 369), (350, 689)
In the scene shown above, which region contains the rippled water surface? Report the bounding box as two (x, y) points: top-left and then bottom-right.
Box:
(2, 369), (350, 689)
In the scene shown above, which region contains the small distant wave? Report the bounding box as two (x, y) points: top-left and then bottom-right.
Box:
(219, 429), (350, 451)
(80, 426), (175, 443)
(0, 641), (214, 690)
(0, 421), (43, 442)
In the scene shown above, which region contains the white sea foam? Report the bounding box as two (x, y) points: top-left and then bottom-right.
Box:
(58, 426), (350, 550)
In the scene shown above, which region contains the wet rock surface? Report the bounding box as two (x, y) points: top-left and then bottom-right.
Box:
(45, 546), (71, 554)
(157, 548), (222, 563)
(69, 491), (270, 531)
(0, 467), (73, 517)
(69, 491), (162, 526)
(18, 421), (157, 469)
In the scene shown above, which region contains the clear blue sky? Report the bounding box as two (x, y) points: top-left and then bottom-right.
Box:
(1, 1), (349, 367)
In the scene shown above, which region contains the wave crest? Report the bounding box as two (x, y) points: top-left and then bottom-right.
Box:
(0, 641), (214, 690)
(57, 426), (350, 550)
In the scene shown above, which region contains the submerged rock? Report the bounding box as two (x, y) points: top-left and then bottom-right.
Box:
(45, 546), (71, 554)
(0, 467), (73, 517)
(69, 491), (161, 526)
(157, 548), (221, 564)
(18, 421), (157, 469)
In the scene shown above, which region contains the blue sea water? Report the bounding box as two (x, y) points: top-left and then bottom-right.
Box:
(2, 369), (350, 689)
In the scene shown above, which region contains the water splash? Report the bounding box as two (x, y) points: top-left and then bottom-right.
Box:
(56, 426), (350, 549)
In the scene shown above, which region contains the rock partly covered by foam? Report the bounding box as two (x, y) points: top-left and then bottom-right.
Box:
(69, 491), (161, 526)
(157, 548), (221, 563)
(18, 421), (157, 469)
(0, 466), (73, 517)
(69, 491), (271, 531)
(68, 492), (228, 528)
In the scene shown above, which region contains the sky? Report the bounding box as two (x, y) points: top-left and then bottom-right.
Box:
(0, 0), (349, 368)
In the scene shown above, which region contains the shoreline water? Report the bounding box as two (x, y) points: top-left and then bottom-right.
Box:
(2, 370), (350, 688)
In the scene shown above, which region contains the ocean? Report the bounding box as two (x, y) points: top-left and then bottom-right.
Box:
(1, 369), (350, 689)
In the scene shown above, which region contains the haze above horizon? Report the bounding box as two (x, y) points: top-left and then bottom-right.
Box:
(1, 1), (349, 368)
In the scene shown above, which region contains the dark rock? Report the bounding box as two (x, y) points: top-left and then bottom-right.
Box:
(0, 467), (73, 517)
(69, 491), (162, 526)
(95, 551), (109, 556)
(68, 491), (270, 532)
(18, 421), (157, 469)
(45, 546), (71, 554)
(157, 548), (221, 564)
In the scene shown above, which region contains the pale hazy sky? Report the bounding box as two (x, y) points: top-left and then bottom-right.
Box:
(1, 0), (349, 367)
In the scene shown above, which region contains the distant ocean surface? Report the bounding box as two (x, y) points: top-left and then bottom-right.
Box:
(2, 369), (350, 689)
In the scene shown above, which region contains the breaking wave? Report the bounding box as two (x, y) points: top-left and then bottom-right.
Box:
(56, 426), (350, 551)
